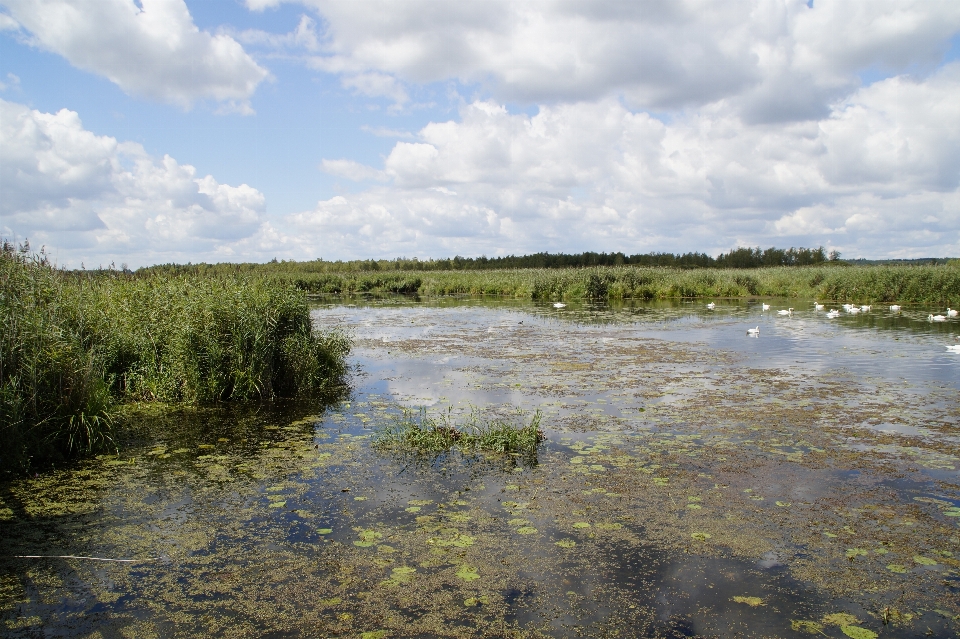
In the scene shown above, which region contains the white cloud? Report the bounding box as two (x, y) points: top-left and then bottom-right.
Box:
(292, 63), (960, 259)
(250, 0), (960, 121)
(0, 99), (268, 266)
(1, 0), (268, 109)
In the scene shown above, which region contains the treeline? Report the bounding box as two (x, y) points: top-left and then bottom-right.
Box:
(1, 241), (350, 474)
(139, 246), (834, 277)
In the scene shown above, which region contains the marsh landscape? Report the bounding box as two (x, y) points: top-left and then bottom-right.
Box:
(3, 280), (960, 637)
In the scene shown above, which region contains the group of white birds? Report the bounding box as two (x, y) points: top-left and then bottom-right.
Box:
(701, 300), (959, 351)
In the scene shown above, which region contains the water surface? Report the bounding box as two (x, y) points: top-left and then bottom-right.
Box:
(2, 297), (959, 637)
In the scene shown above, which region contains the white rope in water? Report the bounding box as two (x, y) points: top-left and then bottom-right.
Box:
(11, 555), (159, 563)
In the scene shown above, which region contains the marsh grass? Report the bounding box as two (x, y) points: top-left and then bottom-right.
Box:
(1, 243), (349, 474)
(277, 264), (960, 305)
(373, 407), (545, 458)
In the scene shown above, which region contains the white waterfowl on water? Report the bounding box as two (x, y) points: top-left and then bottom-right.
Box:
(860, 305), (872, 312)
(948, 308), (958, 317)
(826, 309), (841, 318)
(847, 306), (861, 314)
(747, 326), (760, 335)
(889, 305), (901, 311)
(815, 303), (825, 310)
(761, 303), (770, 311)
(946, 344), (960, 353)
(706, 302), (716, 309)
(777, 308), (793, 316)
(553, 302), (566, 308)
(930, 314), (947, 322)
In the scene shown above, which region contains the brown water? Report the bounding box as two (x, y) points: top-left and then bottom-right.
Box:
(2, 297), (959, 637)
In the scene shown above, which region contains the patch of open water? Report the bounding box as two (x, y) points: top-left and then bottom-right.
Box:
(2, 296), (959, 637)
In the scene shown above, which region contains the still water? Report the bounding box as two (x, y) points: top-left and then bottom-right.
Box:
(2, 297), (959, 638)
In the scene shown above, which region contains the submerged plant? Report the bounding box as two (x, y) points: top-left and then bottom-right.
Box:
(372, 407), (545, 458)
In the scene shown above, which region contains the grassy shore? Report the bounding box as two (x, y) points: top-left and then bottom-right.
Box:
(275, 264), (960, 306)
(1, 245), (349, 474)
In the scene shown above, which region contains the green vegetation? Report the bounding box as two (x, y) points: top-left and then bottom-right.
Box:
(373, 408), (545, 457)
(1, 242), (349, 474)
(137, 252), (960, 305)
(142, 245), (832, 274)
(267, 263), (959, 305)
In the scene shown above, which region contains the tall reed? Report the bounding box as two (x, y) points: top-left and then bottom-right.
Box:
(1, 244), (350, 474)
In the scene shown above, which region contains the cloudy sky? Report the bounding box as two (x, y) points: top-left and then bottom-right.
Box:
(1, 0), (959, 267)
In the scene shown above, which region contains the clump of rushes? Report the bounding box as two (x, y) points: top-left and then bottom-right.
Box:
(1, 242), (350, 474)
(373, 407), (545, 457)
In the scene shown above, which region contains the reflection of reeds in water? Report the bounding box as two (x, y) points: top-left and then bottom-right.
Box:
(373, 407), (545, 457)
(1, 242), (350, 474)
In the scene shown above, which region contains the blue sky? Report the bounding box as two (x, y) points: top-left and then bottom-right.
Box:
(1, 0), (959, 267)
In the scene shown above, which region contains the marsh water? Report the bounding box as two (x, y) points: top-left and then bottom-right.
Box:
(3, 297), (960, 638)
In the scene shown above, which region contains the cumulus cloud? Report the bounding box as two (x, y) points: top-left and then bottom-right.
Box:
(249, 0), (960, 120)
(1, 0), (268, 110)
(0, 99), (269, 265)
(293, 63), (960, 259)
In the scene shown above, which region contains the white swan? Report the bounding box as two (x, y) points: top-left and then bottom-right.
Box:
(761, 303), (770, 311)
(553, 302), (566, 308)
(930, 314), (947, 322)
(826, 310), (840, 318)
(860, 305), (871, 312)
(747, 326), (759, 335)
(945, 344), (960, 353)
(889, 305), (901, 311)
(948, 308), (958, 317)
(706, 302), (716, 309)
(777, 308), (793, 316)
(814, 303), (825, 310)
(847, 306), (860, 314)
(842, 304), (854, 311)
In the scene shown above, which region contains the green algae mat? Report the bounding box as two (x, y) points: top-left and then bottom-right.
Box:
(2, 297), (959, 637)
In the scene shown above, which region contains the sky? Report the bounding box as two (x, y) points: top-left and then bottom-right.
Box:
(1, 0), (959, 268)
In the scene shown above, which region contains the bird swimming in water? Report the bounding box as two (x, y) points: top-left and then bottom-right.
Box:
(948, 308), (958, 317)
(929, 314), (946, 322)
(761, 303), (770, 311)
(889, 305), (901, 311)
(706, 302), (716, 309)
(777, 308), (793, 316)
(553, 302), (566, 308)
(747, 326), (759, 336)
(815, 303), (825, 310)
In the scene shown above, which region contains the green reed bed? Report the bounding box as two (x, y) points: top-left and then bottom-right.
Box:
(1, 245), (349, 474)
(373, 408), (545, 457)
(284, 263), (960, 305)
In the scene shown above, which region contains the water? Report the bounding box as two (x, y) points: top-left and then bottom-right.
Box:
(2, 297), (959, 637)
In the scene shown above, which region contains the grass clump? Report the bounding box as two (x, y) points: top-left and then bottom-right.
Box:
(1, 242), (350, 474)
(373, 408), (545, 458)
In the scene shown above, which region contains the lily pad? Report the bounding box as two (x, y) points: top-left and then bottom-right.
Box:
(463, 596), (489, 607)
(456, 565), (480, 582)
(845, 548), (868, 559)
(317, 528), (333, 535)
(840, 627), (877, 639)
(516, 526), (537, 535)
(823, 613), (859, 626)
(268, 501), (287, 509)
(731, 596), (764, 607)
(775, 501), (791, 507)
(913, 555), (938, 566)
(691, 532), (712, 541)
(886, 564), (907, 574)
(405, 507), (421, 513)
(573, 522), (591, 529)
(555, 539), (577, 548)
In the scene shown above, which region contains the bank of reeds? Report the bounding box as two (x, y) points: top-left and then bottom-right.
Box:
(280, 263), (960, 306)
(1, 244), (349, 474)
(373, 408), (545, 458)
